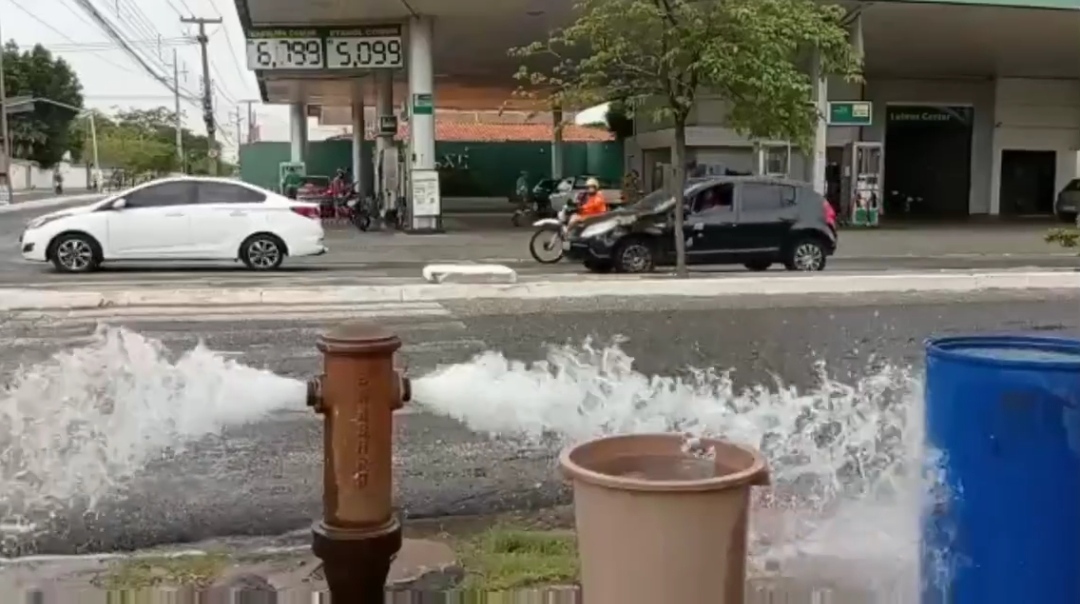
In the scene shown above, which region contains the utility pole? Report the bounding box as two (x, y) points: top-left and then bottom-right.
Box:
(0, 14), (13, 205)
(171, 49), (189, 173)
(181, 15), (222, 175)
(241, 100), (258, 143)
(232, 108), (243, 146)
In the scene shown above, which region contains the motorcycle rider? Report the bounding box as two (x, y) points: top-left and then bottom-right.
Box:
(569, 177), (608, 226)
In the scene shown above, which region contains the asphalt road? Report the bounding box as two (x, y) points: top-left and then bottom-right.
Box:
(1, 196), (1077, 286)
(2, 289), (1080, 555)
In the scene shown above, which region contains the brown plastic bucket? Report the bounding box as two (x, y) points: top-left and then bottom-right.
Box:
(559, 433), (770, 604)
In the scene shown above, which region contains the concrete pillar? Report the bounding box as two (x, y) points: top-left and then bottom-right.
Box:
(375, 70), (394, 214)
(351, 99), (366, 198)
(289, 103), (308, 164)
(809, 49), (828, 196)
(407, 15), (439, 232)
(552, 104), (565, 179)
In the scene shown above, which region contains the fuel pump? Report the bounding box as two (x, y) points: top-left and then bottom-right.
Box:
(375, 146), (400, 220)
(755, 142), (792, 177)
(841, 142), (883, 227)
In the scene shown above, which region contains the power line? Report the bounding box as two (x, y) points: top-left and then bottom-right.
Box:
(68, 0), (202, 105)
(4, 0), (140, 75)
(208, 0), (249, 86)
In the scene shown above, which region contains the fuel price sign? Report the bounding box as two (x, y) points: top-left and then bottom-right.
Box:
(246, 29), (325, 70)
(325, 26), (404, 69)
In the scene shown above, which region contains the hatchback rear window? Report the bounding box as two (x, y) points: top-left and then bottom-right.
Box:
(1065, 179), (1080, 192)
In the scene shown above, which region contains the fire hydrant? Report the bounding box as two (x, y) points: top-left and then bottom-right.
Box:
(306, 322), (412, 601)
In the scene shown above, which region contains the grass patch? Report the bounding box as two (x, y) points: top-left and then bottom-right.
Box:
(455, 526), (579, 591)
(95, 552), (232, 589)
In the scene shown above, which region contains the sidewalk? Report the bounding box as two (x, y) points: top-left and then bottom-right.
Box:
(0, 190), (101, 214)
(2, 268), (1078, 311)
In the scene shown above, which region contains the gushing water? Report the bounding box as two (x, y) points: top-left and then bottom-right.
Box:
(0, 326), (306, 541)
(412, 338), (931, 596)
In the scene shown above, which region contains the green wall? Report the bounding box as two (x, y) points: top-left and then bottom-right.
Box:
(239, 140), (624, 197)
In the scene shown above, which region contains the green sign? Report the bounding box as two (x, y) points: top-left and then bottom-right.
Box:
(828, 101), (872, 126)
(412, 93), (434, 116)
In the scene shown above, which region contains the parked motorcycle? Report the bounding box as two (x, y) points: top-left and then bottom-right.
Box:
(513, 197), (557, 227)
(529, 196), (579, 264)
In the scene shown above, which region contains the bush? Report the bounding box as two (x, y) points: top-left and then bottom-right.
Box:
(1045, 228), (1080, 249)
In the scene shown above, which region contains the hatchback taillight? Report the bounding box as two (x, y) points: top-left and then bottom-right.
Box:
(291, 206), (320, 219)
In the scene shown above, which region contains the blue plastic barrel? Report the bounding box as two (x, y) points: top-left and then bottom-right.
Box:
(923, 336), (1080, 604)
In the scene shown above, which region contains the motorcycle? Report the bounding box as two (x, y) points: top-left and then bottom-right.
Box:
(344, 186), (373, 231)
(529, 196), (579, 264)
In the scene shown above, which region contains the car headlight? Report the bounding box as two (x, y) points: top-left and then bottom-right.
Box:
(26, 214), (69, 229)
(580, 220), (619, 239)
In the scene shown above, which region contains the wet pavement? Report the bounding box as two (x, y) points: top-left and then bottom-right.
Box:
(1, 289), (1079, 555)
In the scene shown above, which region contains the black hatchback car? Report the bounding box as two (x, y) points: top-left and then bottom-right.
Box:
(564, 176), (838, 273)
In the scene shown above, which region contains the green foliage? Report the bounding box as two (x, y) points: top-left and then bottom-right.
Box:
(604, 100), (634, 139)
(1046, 228), (1080, 250)
(2, 41), (84, 168)
(510, 0), (862, 275)
(71, 107), (229, 176)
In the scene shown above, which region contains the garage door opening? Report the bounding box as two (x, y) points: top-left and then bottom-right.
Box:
(999, 149), (1056, 216)
(884, 105), (974, 218)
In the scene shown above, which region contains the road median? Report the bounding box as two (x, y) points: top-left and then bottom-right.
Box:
(2, 270), (1078, 311)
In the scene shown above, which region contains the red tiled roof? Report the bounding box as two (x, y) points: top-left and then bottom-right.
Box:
(331, 120), (614, 143)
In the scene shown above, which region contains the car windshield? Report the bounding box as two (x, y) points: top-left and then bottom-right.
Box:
(626, 180), (712, 213)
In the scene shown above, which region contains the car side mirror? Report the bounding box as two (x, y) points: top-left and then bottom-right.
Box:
(111, 198), (127, 210)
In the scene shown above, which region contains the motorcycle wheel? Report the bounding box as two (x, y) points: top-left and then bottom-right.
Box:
(352, 213), (371, 232)
(529, 224), (564, 264)
(511, 211), (524, 227)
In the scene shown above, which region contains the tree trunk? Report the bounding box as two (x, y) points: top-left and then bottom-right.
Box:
(672, 117), (689, 278)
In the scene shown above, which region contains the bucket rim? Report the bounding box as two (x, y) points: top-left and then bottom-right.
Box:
(558, 433), (769, 493)
(925, 335), (1080, 371)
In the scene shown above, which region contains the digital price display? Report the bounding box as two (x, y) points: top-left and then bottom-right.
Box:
(246, 30), (325, 70)
(325, 26), (404, 70)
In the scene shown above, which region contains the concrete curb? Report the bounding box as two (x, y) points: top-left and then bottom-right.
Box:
(1, 270), (1078, 311)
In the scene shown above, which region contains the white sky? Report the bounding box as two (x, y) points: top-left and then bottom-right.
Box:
(0, 0), (294, 162)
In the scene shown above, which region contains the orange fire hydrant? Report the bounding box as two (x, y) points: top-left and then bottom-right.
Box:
(306, 322), (412, 601)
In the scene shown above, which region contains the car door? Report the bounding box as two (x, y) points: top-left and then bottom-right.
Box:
(730, 182), (795, 254)
(684, 182), (738, 264)
(104, 181), (196, 258)
(190, 181), (268, 257)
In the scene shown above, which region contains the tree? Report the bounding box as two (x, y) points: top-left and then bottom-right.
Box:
(604, 100), (635, 140)
(2, 41), (83, 168)
(70, 106), (232, 175)
(511, 0), (861, 276)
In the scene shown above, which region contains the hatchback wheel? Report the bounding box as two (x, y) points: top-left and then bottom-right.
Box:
(240, 234), (285, 271)
(614, 238), (655, 273)
(50, 233), (101, 273)
(784, 238), (827, 271)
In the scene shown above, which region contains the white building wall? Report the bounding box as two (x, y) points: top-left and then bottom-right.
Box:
(990, 78), (1080, 214)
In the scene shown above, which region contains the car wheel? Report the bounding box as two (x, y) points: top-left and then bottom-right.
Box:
(744, 260), (772, 272)
(784, 238), (827, 272)
(614, 238), (655, 273)
(50, 233), (101, 273)
(584, 259), (613, 273)
(240, 234), (286, 271)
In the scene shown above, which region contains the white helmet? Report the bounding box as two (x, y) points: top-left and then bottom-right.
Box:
(585, 177), (600, 188)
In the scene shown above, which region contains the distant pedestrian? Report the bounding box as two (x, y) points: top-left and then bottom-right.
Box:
(622, 169), (642, 204)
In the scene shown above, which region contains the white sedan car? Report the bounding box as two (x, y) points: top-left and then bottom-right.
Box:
(20, 176), (327, 273)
